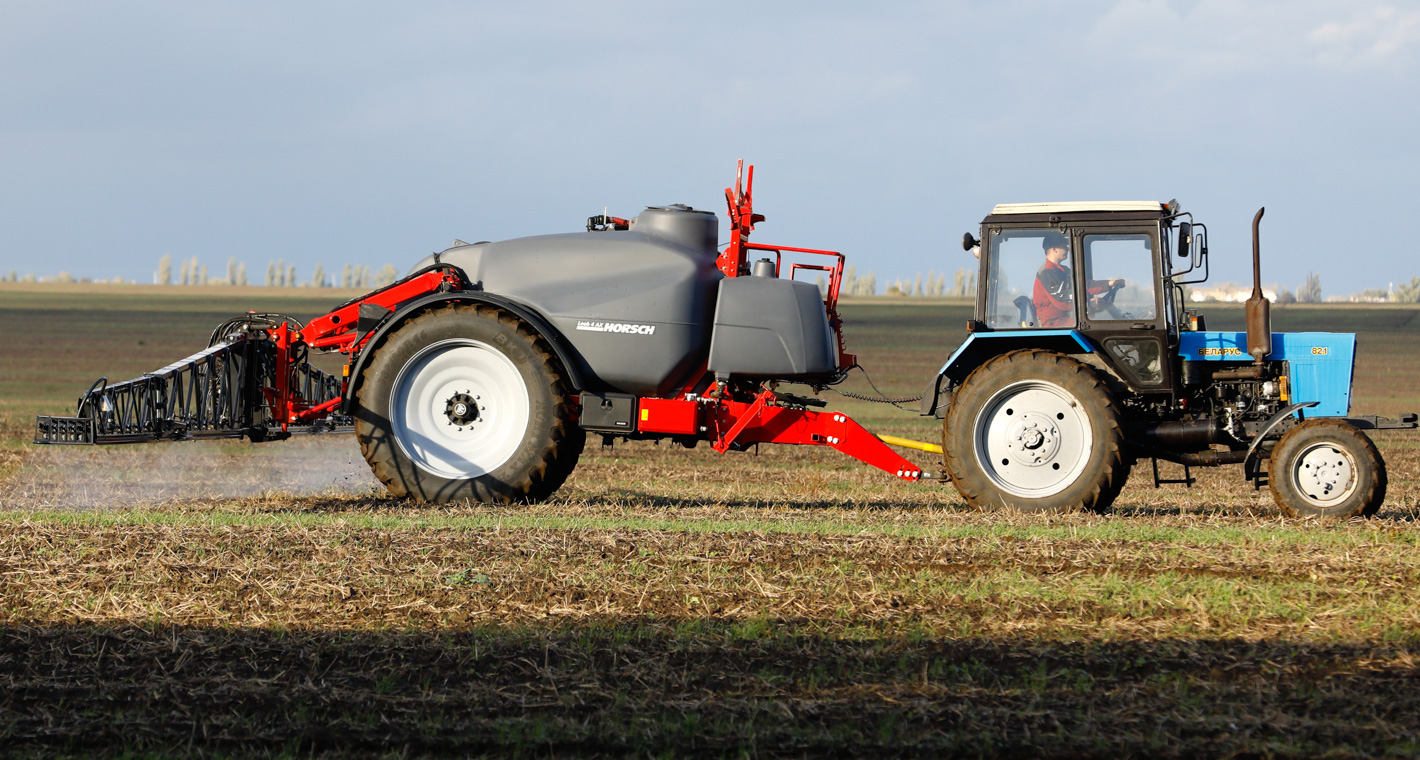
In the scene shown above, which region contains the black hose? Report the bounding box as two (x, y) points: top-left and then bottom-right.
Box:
(827, 366), (923, 409)
(208, 313), (303, 346)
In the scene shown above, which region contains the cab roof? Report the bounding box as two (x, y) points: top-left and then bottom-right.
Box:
(990, 201), (1166, 215)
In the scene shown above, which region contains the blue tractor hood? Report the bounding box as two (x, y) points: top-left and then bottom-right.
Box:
(1179, 331), (1356, 417)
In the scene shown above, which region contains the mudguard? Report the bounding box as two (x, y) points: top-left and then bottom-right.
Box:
(340, 290), (590, 414)
(919, 330), (1095, 417)
(1242, 401), (1320, 480)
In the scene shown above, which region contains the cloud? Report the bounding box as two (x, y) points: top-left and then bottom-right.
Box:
(1083, 1), (1420, 77)
(1310, 5), (1420, 67)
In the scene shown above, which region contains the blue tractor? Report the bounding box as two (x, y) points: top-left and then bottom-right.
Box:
(922, 202), (1415, 518)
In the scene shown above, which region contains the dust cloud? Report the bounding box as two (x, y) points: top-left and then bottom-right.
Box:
(0, 433), (382, 510)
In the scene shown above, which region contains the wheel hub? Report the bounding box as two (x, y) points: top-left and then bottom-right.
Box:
(1004, 415), (1060, 466)
(1295, 444), (1355, 505)
(390, 339), (531, 480)
(973, 380), (1093, 498)
(444, 391), (480, 427)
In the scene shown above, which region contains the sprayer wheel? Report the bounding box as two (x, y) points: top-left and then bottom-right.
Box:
(355, 303), (584, 504)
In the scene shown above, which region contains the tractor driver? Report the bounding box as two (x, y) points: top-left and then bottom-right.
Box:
(1032, 232), (1124, 327)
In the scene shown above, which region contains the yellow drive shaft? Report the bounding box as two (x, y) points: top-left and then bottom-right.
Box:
(876, 434), (943, 455)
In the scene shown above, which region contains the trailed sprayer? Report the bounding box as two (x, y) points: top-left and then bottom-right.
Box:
(35, 164), (1416, 517)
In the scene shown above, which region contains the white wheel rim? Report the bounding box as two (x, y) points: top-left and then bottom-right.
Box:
(390, 339), (530, 479)
(973, 379), (1093, 498)
(1292, 441), (1358, 508)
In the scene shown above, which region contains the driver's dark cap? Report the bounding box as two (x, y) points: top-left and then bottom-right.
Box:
(1041, 232), (1068, 251)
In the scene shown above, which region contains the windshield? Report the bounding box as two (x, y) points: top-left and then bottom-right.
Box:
(1080, 234), (1156, 321)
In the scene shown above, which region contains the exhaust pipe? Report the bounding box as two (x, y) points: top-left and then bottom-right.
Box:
(1245, 207), (1271, 368)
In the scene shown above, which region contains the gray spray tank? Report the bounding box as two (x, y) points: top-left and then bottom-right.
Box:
(410, 206), (723, 397)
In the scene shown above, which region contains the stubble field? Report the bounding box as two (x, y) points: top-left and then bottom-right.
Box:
(2, 283), (1420, 758)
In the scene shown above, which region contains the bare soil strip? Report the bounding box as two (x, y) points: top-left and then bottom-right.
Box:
(3, 522), (1419, 638)
(3, 625), (1418, 757)
(1, 521), (1419, 756)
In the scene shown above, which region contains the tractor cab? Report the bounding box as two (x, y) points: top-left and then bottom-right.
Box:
(956, 200), (1205, 396)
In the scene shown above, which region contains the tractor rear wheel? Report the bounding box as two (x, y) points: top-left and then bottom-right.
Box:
(1268, 419), (1385, 519)
(943, 349), (1130, 513)
(355, 303), (584, 504)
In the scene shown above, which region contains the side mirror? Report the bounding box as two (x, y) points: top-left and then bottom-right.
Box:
(962, 232), (979, 252)
(1177, 222), (1192, 258)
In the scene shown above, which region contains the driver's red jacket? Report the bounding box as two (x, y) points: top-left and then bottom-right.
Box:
(1033, 259), (1111, 327)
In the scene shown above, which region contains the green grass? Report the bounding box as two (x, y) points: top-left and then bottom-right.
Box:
(4, 515), (1418, 641)
(3, 500), (1420, 550)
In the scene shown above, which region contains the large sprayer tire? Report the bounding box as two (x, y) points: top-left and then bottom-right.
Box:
(943, 349), (1129, 513)
(355, 304), (584, 504)
(1268, 418), (1385, 519)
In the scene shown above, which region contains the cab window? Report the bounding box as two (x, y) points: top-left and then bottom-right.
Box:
(985, 229), (1074, 329)
(1080, 234), (1156, 322)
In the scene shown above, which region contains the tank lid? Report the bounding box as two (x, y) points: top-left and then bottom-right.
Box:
(645, 203), (715, 216)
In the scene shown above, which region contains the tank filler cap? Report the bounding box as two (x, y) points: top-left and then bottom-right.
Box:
(645, 203), (713, 215)
(751, 258), (775, 278)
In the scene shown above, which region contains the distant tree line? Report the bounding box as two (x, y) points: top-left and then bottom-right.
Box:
(0, 270), (131, 284)
(1274, 272), (1323, 304)
(148, 255), (400, 288)
(1275, 272), (1420, 304)
(840, 266), (877, 296)
(1392, 277), (1420, 303)
(883, 269), (976, 297)
(6, 260), (1420, 305)
(833, 266), (976, 298)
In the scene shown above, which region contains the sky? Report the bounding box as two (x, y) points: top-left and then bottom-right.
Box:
(1, 0), (1418, 295)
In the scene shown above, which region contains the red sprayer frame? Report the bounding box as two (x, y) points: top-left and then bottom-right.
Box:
(258, 162), (927, 480)
(715, 161), (857, 379)
(646, 160), (921, 480)
(267, 268), (463, 429)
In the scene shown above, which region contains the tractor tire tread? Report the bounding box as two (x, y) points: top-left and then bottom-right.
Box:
(1268, 417), (1385, 519)
(942, 348), (1129, 513)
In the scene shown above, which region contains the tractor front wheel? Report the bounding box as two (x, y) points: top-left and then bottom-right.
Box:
(943, 349), (1130, 513)
(355, 304), (584, 504)
(1268, 419), (1385, 519)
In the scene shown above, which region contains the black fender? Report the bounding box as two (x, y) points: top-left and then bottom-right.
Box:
(340, 290), (590, 414)
(1242, 401), (1320, 479)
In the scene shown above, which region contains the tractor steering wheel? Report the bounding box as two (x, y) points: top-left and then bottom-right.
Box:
(1088, 281), (1126, 320)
